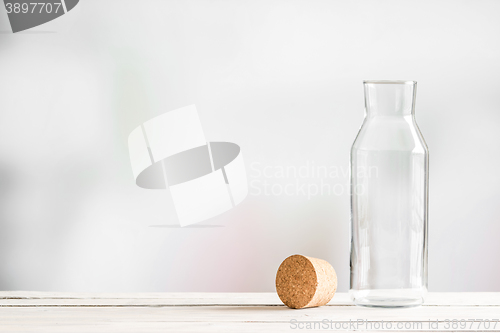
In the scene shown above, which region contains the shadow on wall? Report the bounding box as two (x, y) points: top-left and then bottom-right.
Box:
(0, 158), (92, 290)
(0, 36), (111, 290)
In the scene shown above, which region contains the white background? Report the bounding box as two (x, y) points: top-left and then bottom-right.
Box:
(0, 0), (499, 292)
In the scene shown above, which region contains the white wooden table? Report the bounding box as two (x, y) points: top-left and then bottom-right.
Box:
(1, 292), (499, 332)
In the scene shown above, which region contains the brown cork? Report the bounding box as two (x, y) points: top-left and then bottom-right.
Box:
(275, 254), (337, 309)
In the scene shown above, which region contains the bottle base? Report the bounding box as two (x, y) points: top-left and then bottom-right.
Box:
(353, 297), (422, 308)
(350, 289), (425, 308)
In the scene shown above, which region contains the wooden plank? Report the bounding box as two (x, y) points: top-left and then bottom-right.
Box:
(1, 320), (497, 333)
(0, 304), (499, 321)
(0, 293), (499, 332)
(0, 306), (500, 332)
(0, 292), (499, 306)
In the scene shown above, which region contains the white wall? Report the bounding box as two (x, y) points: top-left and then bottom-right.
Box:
(0, 0), (499, 292)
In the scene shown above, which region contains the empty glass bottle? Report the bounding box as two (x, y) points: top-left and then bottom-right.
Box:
(350, 80), (428, 307)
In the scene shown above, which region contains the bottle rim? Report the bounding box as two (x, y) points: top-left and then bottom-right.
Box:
(364, 80), (416, 85)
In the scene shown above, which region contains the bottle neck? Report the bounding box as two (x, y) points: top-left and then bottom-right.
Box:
(364, 81), (416, 117)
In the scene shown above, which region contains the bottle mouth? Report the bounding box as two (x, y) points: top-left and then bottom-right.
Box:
(364, 80), (416, 85)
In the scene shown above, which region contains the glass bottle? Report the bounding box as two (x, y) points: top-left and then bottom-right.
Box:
(350, 80), (428, 307)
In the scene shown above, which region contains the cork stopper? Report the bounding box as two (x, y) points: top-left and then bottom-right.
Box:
(275, 254), (337, 309)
